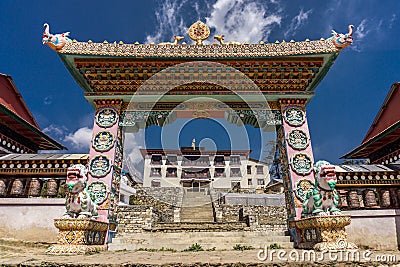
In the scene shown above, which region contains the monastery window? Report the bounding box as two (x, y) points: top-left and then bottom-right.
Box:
(214, 156), (225, 166)
(166, 168), (177, 177)
(247, 165), (252, 174)
(151, 155), (162, 165)
(257, 179), (265, 186)
(182, 155), (209, 166)
(182, 169), (210, 178)
(215, 168), (226, 177)
(166, 155), (177, 165)
(150, 168), (161, 177)
(230, 168), (241, 177)
(230, 156), (240, 166)
(248, 179), (253, 186)
(256, 166), (264, 175)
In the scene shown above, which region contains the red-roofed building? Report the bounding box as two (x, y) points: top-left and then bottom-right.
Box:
(0, 73), (65, 153)
(343, 82), (400, 164)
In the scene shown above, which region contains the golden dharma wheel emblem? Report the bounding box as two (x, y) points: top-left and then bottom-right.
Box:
(188, 21), (210, 45)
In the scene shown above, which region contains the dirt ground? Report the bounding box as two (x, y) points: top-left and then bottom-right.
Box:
(1, 238), (400, 267)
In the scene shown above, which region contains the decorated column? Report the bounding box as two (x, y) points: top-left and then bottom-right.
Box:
(278, 99), (315, 220)
(87, 99), (124, 229)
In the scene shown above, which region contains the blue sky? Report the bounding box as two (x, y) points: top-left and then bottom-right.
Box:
(0, 0), (399, 173)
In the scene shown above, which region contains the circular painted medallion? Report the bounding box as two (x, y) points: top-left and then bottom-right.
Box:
(188, 21), (210, 43)
(291, 153), (313, 175)
(93, 131), (115, 152)
(87, 181), (108, 205)
(89, 156), (111, 178)
(294, 179), (314, 202)
(284, 107), (305, 127)
(287, 129), (309, 150)
(95, 108), (118, 128)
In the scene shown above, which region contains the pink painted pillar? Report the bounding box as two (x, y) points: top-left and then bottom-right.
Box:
(278, 99), (315, 220)
(86, 99), (124, 228)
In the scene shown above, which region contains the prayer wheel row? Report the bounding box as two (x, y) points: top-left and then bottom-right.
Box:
(343, 189), (395, 209)
(0, 178), (64, 198)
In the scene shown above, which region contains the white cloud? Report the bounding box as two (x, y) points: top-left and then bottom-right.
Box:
(64, 126), (92, 151)
(43, 124), (68, 139)
(145, 0), (188, 43)
(206, 0), (282, 43)
(43, 95), (53, 105)
(284, 8), (313, 39)
(355, 19), (368, 40)
(351, 19), (369, 52)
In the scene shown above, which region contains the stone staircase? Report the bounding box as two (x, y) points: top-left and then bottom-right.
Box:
(147, 222), (247, 232)
(180, 192), (214, 223)
(109, 230), (293, 251)
(109, 191), (294, 251)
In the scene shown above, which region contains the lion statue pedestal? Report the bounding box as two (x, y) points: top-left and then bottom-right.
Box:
(47, 164), (109, 254)
(295, 215), (357, 250)
(47, 218), (108, 254)
(296, 160), (357, 251)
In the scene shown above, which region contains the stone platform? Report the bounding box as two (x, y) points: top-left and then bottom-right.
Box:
(109, 230), (293, 251)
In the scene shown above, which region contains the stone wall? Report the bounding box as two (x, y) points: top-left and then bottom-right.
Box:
(131, 187), (183, 207)
(214, 204), (287, 224)
(212, 191), (287, 227)
(128, 187), (183, 223)
(116, 205), (161, 234)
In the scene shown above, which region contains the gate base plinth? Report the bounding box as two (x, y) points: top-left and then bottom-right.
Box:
(47, 218), (108, 255)
(295, 215), (357, 251)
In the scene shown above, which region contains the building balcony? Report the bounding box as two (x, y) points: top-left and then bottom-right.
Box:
(181, 161), (209, 167)
(181, 172), (210, 179)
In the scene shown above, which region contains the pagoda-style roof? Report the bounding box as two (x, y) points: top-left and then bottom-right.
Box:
(343, 83), (400, 161)
(43, 22), (353, 108)
(0, 74), (65, 151)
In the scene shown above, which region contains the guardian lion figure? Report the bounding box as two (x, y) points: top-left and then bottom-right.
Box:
(62, 164), (98, 219)
(301, 160), (341, 217)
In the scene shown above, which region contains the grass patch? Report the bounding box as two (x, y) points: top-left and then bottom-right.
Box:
(233, 244), (254, 251)
(136, 247), (177, 252)
(269, 243), (282, 249)
(183, 243), (204, 252)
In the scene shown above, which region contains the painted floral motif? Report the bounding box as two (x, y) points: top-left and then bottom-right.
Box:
(95, 108), (118, 128)
(87, 181), (108, 205)
(295, 179), (314, 201)
(287, 129), (309, 150)
(93, 131), (115, 152)
(291, 153), (312, 175)
(284, 107), (305, 126)
(89, 156), (111, 178)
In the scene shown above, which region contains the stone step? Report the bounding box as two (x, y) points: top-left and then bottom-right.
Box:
(109, 231), (293, 251)
(146, 222), (245, 232)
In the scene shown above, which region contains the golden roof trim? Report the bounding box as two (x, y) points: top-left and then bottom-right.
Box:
(58, 39), (340, 58)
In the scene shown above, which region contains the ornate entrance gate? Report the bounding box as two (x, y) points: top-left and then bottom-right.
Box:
(43, 21), (353, 243)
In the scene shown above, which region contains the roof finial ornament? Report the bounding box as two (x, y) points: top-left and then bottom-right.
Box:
(158, 35), (184, 46)
(214, 34), (241, 45)
(188, 21), (210, 45)
(191, 138), (196, 150)
(42, 23), (71, 51)
(328, 24), (354, 49)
